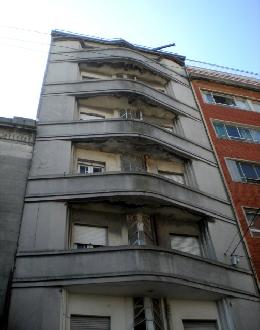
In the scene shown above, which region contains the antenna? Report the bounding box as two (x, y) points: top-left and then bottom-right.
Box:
(153, 43), (176, 51)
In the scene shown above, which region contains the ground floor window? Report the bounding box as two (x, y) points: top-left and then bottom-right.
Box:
(70, 315), (110, 330)
(183, 320), (218, 330)
(133, 297), (165, 330)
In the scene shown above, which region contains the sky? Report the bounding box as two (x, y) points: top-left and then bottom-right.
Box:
(0, 0), (259, 120)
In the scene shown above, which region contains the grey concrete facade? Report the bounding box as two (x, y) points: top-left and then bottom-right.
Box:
(8, 31), (260, 329)
(0, 117), (35, 328)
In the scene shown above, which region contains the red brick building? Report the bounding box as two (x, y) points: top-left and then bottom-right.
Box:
(189, 67), (260, 284)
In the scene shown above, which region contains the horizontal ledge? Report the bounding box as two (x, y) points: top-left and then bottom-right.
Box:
(42, 79), (200, 120)
(36, 119), (215, 165)
(50, 46), (188, 83)
(16, 245), (251, 275)
(27, 172), (229, 205)
(13, 247), (257, 299)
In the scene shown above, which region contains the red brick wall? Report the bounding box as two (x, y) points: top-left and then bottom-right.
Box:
(191, 79), (260, 282)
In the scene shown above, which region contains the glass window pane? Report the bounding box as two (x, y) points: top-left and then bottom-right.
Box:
(93, 167), (103, 173)
(213, 94), (235, 106)
(235, 98), (250, 110)
(170, 235), (201, 256)
(251, 130), (260, 142)
(240, 163), (257, 180)
(226, 125), (240, 139)
(79, 165), (87, 174)
(214, 123), (227, 137)
(203, 92), (214, 103)
(252, 101), (260, 113)
(255, 165), (260, 178)
(239, 128), (253, 140)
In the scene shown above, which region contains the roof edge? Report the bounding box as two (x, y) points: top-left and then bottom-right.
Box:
(51, 29), (186, 66)
(188, 66), (260, 91)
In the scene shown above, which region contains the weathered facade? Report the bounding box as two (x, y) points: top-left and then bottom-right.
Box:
(0, 116), (35, 328)
(7, 31), (260, 329)
(189, 67), (260, 286)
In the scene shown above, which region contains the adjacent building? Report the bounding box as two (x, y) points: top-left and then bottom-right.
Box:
(189, 67), (260, 286)
(6, 31), (260, 329)
(0, 117), (35, 328)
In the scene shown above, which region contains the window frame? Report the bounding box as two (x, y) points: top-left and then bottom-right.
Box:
(243, 208), (260, 238)
(213, 121), (260, 143)
(77, 158), (105, 175)
(236, 161), (260, 183)
(71, 223), (108, 249)
(202, 90), (260, 112)
(169, 233), (202, 256)
(158, 170), (185, 184)
(79, 112), (106, 120)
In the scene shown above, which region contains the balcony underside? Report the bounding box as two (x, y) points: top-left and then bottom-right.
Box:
(26, 172), (233, 221)
(14, 247), (256, 299)
(37, 120), (215, 164)
(43, 79), (200, 120)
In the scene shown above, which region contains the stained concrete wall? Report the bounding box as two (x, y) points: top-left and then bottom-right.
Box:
(0, 118), (35, 326)
(168, 299), (220, 330)
(8, 288), (61, 330)
(18, 202), (67, 252)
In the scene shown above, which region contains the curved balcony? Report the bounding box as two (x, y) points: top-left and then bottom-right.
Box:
(37, 119), (215, 164)
(26, 172), (232, 221)
(43, 79), (200, 120)
(14, 247), (256, 298)
(51, 47), (188, 85)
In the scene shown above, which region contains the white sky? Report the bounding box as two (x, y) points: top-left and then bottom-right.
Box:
(0, 0), (259, 120)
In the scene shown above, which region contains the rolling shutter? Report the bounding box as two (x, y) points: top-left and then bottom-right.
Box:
(71, 315), (110, 330)
(170, 235), (201, 256)
(72, 225), (107, 246)
(183, 320), (217, 330)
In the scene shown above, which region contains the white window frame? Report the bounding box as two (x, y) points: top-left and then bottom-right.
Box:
(236, 161), (260, 183)
(244, 208), (260, 237)
(119, 108), (143, 120)
(202, 90), (260, 112)
(213, 121), (260, 143)
(77, 159), (105, 174)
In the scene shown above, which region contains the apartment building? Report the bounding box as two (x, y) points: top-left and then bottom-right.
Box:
(0, 117), (35, 328)
(189, 67), (260, 287)
(7, 31), (260, 329)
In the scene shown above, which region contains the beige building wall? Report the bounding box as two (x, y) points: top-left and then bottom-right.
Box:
(67, 293), (133, 330)
(75, 148), (121, 172)
(168, 299), (220, 329)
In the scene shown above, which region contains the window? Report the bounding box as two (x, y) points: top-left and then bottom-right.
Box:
(251, 100), (260, 113)
(158, 170), (185, 184)
(133, 297), (165, 330)
(213, 122), (260, 143)
(71, 224), (107, 249)
(237, 162), (260, 182)
(78, 159), (105, 174)
(120, 109), (142, 120)
(127, 214), (154, 246)
(170, 234), (201, 256)
(183, 320), (218, 330)
(80, 112), (105, 120)
(70, 315), (110, 330)
(244, 209), (260, 238)
(202, 91), (254, 111)
(226, 159), (260, 183)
